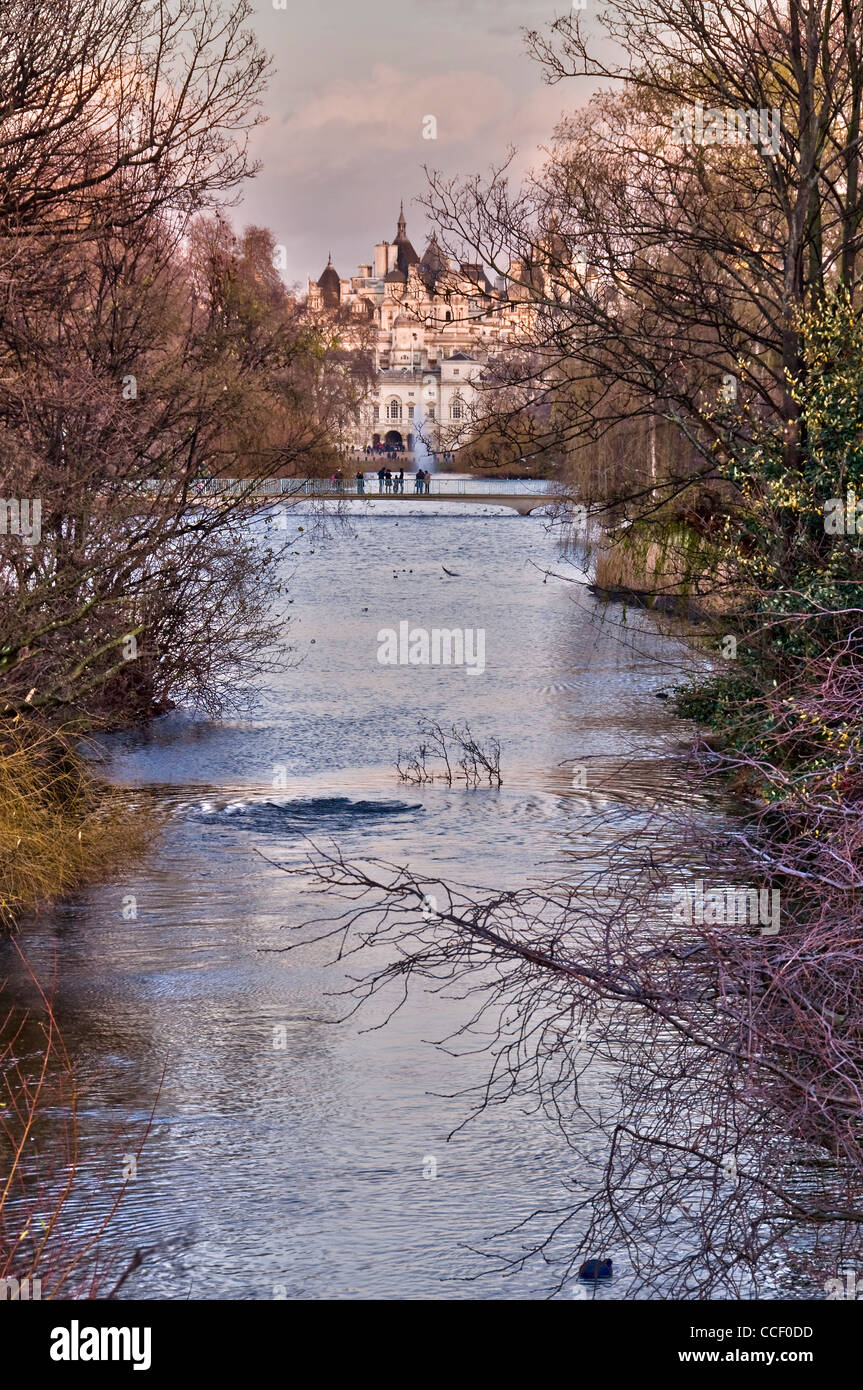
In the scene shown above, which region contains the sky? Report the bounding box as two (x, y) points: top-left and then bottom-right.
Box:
(236, 0), (599, 288)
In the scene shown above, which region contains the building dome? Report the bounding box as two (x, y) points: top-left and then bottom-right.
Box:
(420, 233), (448, 288)
(393, 201), (420, 276)
(316, 255), (341, 309)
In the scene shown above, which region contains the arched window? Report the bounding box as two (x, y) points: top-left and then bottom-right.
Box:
(387, 399), (402, 420)
(444, 310), (452, 322)
(450, 395), (463, 421)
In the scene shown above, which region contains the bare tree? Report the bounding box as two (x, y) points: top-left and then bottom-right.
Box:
(0, 0), (268, 239)
(271, 798), (863, 1299)
(397, 719), (502, 788)
(422, 0), (863, 489)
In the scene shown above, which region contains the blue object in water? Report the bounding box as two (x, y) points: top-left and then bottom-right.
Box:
(579, 1258), (613, 1280)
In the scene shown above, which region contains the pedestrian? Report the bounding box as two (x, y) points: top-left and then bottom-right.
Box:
(356, 470), (365, 494)
(424, 470), (431, 494)
(378, 466), (386, 492)
(415, 468), (424, 494)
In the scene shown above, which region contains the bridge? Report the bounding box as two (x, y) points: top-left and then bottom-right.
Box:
(193, 477), (564, 516)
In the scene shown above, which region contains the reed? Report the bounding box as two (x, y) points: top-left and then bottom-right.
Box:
(0, 721), (153, 931)
(590, 523), (729, 620)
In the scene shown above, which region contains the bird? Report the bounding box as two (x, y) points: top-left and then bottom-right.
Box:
(579, 1258), (613, 1280)
(442, 565), (459, 577)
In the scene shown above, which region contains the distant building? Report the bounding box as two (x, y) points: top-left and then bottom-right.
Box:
(306, 204), (534, 456)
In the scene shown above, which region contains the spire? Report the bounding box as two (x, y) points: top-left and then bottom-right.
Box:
(316, 255), (341, 310)
(392, 202), (419, 275)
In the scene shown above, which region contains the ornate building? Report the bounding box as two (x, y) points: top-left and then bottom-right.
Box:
(307, 204), (534, 456)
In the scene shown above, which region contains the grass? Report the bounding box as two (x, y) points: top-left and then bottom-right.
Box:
(0, 720), (154, 931)
(590, 523), (729, 621)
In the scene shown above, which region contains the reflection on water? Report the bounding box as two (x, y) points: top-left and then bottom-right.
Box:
(2, 496), (705, 1299)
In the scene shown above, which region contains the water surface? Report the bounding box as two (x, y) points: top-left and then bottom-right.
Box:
(4, 489), (698, 1299)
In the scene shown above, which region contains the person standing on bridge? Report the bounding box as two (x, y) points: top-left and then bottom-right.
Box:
(424, 470), (430, 494)
(356, 471), (365, 494)
(377, 466), (386, 492)
(415, 469), (424, 494)
(397, 468), (404, 494)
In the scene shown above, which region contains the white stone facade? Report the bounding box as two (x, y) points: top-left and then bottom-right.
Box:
(306, 205), (533, 456)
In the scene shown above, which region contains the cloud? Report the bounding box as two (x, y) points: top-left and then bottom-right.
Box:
(273, 64), (510, 169)
(238, 57), (588, 285)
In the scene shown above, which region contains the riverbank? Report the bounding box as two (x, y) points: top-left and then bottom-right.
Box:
(0, 724), (153, 932)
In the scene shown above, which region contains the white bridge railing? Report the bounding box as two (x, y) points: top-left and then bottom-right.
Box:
(167, 476), (557, 498)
